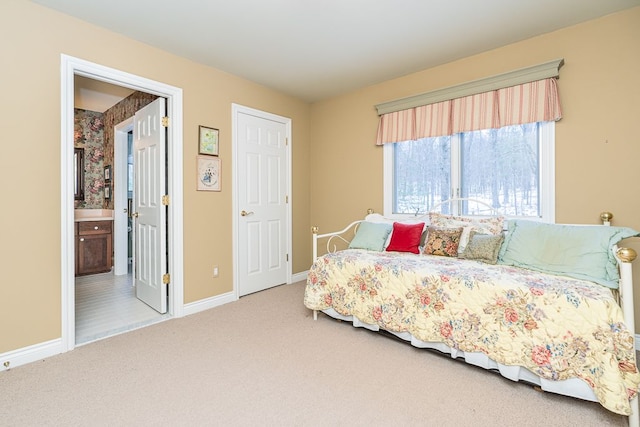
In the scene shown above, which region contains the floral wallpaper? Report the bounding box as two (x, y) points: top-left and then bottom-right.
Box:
(74, 109), (105, 209)
(102, 91), (158, 209)
(74, 91), (158, 210)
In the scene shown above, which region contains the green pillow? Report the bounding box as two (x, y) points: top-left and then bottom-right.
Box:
(498, 220), (639, 289)
(349, 221), (393, 252)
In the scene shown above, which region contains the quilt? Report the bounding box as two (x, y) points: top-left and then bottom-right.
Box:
(304, 249), (640, 415)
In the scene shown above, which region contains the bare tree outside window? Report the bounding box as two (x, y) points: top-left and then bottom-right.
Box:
(393, 122), (541, 217)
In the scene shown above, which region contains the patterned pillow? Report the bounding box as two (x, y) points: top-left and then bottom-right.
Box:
(423, 226), (463, 257)
(459, 231), (504, 264)
(429, 212), (504, 254)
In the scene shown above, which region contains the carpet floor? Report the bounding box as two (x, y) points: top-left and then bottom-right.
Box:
(0, 281), (629, 426)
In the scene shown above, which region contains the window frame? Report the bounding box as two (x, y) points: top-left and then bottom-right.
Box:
(383, 122), (555, 222)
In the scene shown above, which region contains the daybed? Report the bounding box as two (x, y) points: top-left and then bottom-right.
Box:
(304, 202), (640, 425)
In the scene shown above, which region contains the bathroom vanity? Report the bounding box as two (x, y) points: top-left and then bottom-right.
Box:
(75, 210), (114, 275)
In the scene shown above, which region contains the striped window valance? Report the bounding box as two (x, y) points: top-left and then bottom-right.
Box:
(375, 59), (564, 145)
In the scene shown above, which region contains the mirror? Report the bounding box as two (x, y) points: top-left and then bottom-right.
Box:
(74, 147), (85, 201)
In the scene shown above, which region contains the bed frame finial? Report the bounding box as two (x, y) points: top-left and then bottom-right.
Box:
(311, 226), (319, 234)
(367, 208), (374, 215)
(600, 211), (613, 225)
(617, 247), (637, 263)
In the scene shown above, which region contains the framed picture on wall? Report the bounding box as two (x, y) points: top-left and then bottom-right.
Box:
(104, 185), (111, 199)
(104, 165), (112, 182)
(196, 155), (220, 191)
(198, 125), (219, 156)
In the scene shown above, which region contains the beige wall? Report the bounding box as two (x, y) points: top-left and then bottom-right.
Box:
(2, 0), (639, 356)
(0, 0), (311, 353)
(310, 8), (640, 328)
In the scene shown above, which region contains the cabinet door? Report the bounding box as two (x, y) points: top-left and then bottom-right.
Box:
(77, 234), (112, 275)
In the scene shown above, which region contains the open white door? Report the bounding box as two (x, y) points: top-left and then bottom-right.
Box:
(236, 109), (289, 296)
(133, 98), (167, 313)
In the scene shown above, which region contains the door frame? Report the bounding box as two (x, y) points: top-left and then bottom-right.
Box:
(231, 104), (293, 298)
(61, 54), (184, 351)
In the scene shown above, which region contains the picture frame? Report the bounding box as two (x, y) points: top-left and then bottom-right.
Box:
(196, 155), (220, 191)
(198, 125), (219, 156)
(104, 184), (111, 199)
(104, 165), (112, 182)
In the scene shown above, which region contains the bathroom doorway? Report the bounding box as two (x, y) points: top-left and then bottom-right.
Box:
(62, 54), (185, 352)
(73, 79), (166, 344)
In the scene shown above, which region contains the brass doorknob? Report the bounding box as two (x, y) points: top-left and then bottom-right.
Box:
(240, 210), (254, 217)
(131, 212), (139, 218)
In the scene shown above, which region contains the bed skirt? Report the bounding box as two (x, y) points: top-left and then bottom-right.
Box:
(319, 307), (598, 403)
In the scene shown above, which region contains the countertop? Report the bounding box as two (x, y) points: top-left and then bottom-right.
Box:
(74, 209), (114, 222)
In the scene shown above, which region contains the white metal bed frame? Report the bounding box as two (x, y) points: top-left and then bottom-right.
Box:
(309, 200), (639, 426)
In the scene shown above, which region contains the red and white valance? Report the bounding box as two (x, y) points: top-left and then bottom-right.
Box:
(376, 78), (562, 145)
(375, 59), (565, 145)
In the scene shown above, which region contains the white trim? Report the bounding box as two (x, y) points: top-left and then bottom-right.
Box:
(0, 339), (63, 372)
(61, 54), (184, 353)
(182, 291), (237, 317)
(539, 121), (556, 223)
(231, 104), (293, 299)
(376, 58), (564, 115)
(291, 270), (308, 283)
(382, 143), (393, 217)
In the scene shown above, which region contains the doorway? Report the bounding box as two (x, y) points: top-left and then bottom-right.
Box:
(74, 107), (162, 345)
(61, 55), (185, 352)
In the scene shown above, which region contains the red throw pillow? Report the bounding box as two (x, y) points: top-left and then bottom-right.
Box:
(385, 222), (425, 254)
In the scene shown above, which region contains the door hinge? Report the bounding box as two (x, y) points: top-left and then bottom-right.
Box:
(162, 273), (170, 284)
(162, 116), (169, 127)
(285, 195), (288, 203)
(286, 254), (289, 262)
(162, 194), (170, 206)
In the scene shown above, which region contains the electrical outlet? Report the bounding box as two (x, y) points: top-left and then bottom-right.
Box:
(213, 266), (219, 278)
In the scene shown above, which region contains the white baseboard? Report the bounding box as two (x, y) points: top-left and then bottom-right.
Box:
(0, 338), (64, 372)
(183, 271), (309, 316)
(183, 290), (237, 317)
(291, 270), (308, 283)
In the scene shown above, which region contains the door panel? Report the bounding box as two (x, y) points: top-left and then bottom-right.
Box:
(133, 98), (167, 313)
(237, 111), (288, 296)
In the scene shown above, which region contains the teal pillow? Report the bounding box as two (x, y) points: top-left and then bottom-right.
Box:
(349, 221), (393, 251)
(498, 220), (639, 288)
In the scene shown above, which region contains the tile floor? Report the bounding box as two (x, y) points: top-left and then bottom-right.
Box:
(75, 270), (168, 345)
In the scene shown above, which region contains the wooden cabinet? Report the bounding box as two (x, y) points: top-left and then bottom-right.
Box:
(76, 220), (113, 276)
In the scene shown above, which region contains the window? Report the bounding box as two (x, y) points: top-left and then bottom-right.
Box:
(384, 122), (555, 221)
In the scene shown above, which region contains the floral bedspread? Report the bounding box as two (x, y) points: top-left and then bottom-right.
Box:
(304, 249), (640, 415)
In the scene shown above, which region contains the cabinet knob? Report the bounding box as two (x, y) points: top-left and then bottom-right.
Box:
(80, 238), (85, 242)
(94, 226), (99, 230)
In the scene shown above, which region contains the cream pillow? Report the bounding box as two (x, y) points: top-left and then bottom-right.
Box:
(429, 212), (504, 254)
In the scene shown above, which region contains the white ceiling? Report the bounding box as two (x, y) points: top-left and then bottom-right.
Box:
(36, 0), (639, 102)
(74, 76), (135, 112)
